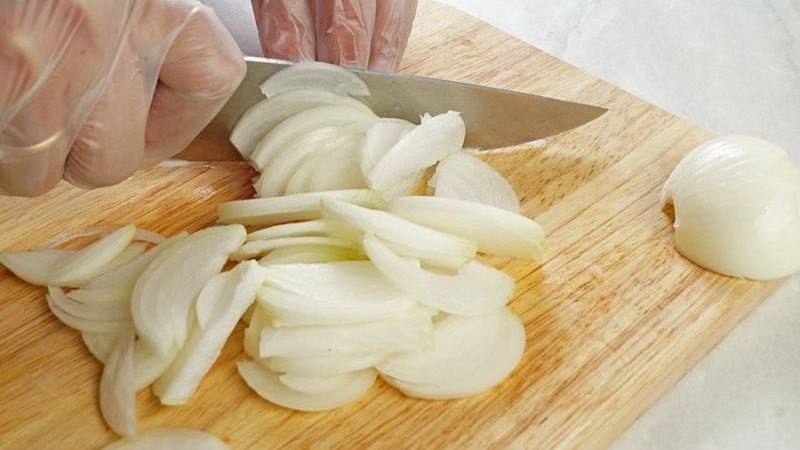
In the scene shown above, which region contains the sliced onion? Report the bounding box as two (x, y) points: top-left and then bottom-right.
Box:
(232, 89), (368, 156)
(259, 245), (364, 265)
(259, 316), (433, 357)
(379, 308), (525, 399)
(259, 61), (370, 98)
(244, 306), (270, 360)
(50, 287), (131, 321)
(237, 360), (376, 412)
(83, 332), (117, 363)
(248, 219), (358, 242)
(133, 342), (174, 391)
(154, 261), (263, 405)
(232, 236), (359, 261)
(321, 198), (476, 269)
(47, 287), (134, 334)
(49, 225), (137, 286)
(133, 229), (165, 245)
(101, 243), (148, 274)
(131, 225), (246, 358)
(102, 427), (229, 450)
(432, 151), (520, 213)
(269, 353), (388, 376)
(308, 143), (367, 192)
(258, 261), (418, 325)
(359, 118), (416, 178)
(368, 111), (464, 198)
(255, 126), (361, 197)
(218, 189), (386, 226)
(249, 105), (376, 171)
(388, 196), (545, 261)
(0, 248), (76, 286)
(362, 235), (514, 315)
(279, 372), (364, 395)
(99, 330), (136, 437)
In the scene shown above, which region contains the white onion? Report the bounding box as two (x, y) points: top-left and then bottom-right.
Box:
(258, 261), (418, 326)
(307, 143), (367, 192)
(218, 189), (386, 226)
(133, 342), (174, 391)
(432, 151), (520, 213)
(47, 287), (134, 334)
(359, 118), (416, 178)
(321, 198), (476, 269)
(259, 316), (433, 357)
(284, 152), (324, 195)
(154, 261), (263, 405)
(0, 248), (76, 286)
(388, 196), (545, 261)
(99, 330), (136, 437)
(49, 225), (137, 286)
(259, 61), (370, 99)
(379, 308), (525, 399)
(131, 225), (246, 358)
(237, 360), (376, 412)
(249, 105), (376, 171)
(232, 236), (359, 260)
(50, 287), (131, 321)
(82, 332), (117, 363)
(247, 219), (358, 242)
(101, 243), (148, 274)
(231, 89), (368, 156)
(102, 427), (229, 450)
(259, 245), (364, 265)
(661, 135), (800, 279)
(362, 234), (514, 315)
(368, 111), (465, 198)
(244, 305), (270, 360)
(279, 372), (363, 395)
(268, 353), (389, 376)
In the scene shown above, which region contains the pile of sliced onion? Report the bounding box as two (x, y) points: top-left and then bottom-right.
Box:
(0, 62), (549, 446)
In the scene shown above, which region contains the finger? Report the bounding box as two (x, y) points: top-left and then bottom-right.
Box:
(368, 0), (417, 71)
(63, 41), (148, 189)
(251, 0), (315, 61)
(144, 4), (246, 162)
(313, 0), (376, 68)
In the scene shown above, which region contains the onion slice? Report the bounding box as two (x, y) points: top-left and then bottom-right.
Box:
(279, 372), (362, 395)
(322, 198), (476, 269)
(307, 143), (366, 192)
(83, 332), (117, 363)
(218, 189), (386, 226)
(50, 287), (131, 321)
(101, 427), (229, 450)
(154, 261), (263, 405)
(284, 150), (326, 195)
(362, 234), (514, 315)
(99, 330), (136, 437)
(359, 119), (416, 178)
(259, 245), (363, 265)
(268, 353), (388, 376)
(379, 308), (524, 399)
(50, 225), (137, 286)
(432, 151), (520, 213)
(47, 287), (134, 334)
(0, 249), (76, 286)
(237, 360), (377, 412)
(231, 236), (358, 261)
(388, 196), (545, 261)
(259, 61), (370, 98)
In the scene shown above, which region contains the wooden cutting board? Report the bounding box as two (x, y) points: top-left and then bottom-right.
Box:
(0, 2), (782, 449)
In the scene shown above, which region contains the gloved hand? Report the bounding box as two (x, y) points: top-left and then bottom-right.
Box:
(0, 0), (246, 197)
(251, 0), (417, 71)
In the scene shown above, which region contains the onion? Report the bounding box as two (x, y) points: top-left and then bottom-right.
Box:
(244, 305), (270, 360)
(232, 236), (359, 260)
(359, 119), (416, 178)
(218, 189), (386, 226)
(379, 308), (525, 399)
(268, 353), (388, 376)
(101, 243), (148, 274)
(259, 245), (364, 265)
(283, 152), (323, 195)
(102, 427), (229, 450)
(362, 234), (514, 315)
(154, 261), (263, 405)
(83, 332), (117, 363)
(258, 261), (418, 326)
(259, 61), (370, 98)
(279, 372), (363, 395)
(661, 135), (800, 280)
(49, 225), (137, 286)
(131, 225), (246, 358)
(307, 143), (367, 192)
(368, 111), (465, 198)
(133, 342), (174, 391)
(432, 151), (520, 213)
(248, 219), (358, 242)
(259, 316), (433, 357)
(237, 360), (376, 412)
(388, 196), (545, 261)
(231, 89), (369, 156)
(0, 248), (76, 286)
(99, 330), (136, 437)
(321, 198), (477, 269)
(255, 127), (362, 197)
(50, 287), (131, 321)
(47, 287), (134, 334)
(248, 105), (376, 171)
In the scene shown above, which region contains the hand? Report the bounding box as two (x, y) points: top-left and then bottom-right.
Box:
(251, 0), (417, 71)
(0, 0), (246, 197)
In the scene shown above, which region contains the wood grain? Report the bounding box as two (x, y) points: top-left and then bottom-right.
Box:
(0, 2), (781, 449)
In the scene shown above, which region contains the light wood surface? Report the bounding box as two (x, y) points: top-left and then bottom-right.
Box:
(0, 2), (781, 449)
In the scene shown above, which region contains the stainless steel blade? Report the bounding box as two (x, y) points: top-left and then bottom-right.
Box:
(184, 57), (606, 160)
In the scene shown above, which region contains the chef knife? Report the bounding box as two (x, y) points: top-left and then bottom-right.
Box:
(177, 57), (607, 161)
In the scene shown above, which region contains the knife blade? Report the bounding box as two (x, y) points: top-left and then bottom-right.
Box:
(179, 57), (606, 161)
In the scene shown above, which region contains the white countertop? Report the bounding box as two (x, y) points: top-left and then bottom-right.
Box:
(206, 1), (800, 448)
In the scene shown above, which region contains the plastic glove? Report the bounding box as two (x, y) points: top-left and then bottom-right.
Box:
(0, 0), (246, 197)
(251, 0), (417, 71)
